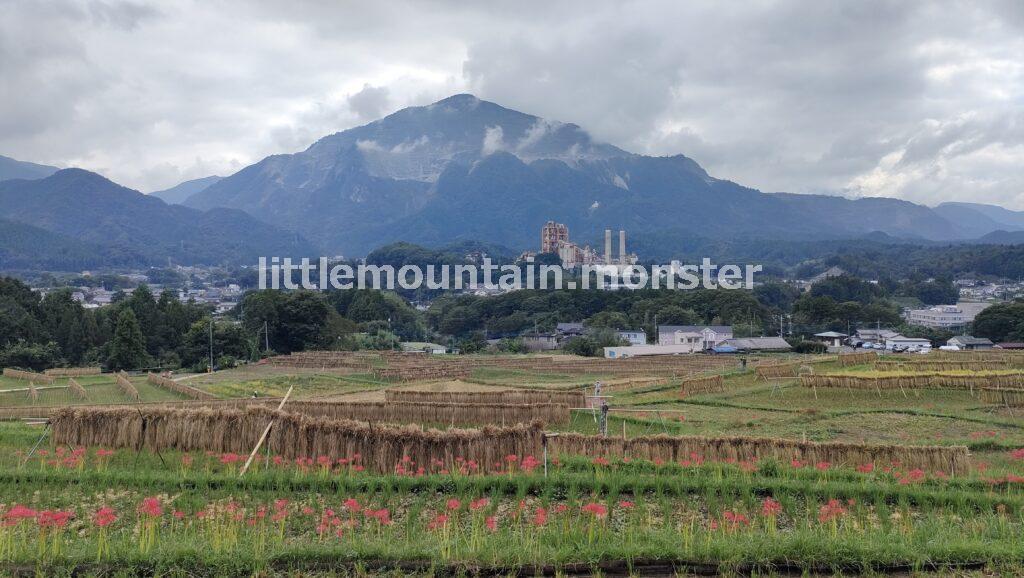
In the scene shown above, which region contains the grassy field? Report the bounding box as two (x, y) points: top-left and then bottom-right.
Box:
(1, 354), (1023, 574)
(0, 373), (185, 407)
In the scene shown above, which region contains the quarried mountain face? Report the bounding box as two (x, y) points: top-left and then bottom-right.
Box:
(184, 94), (977, 254)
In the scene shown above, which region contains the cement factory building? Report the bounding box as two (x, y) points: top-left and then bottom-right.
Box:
(539, 221), (636, 268)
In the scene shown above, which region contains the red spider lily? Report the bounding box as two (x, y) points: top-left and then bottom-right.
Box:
(532, 507), (547, 526)
(343, 498), (360, 513)
(790, 459), (804, 468)
(172, 510), (185, 520)
(721, 510), (750, 532)
(1010, 448), (1024, 460)
(856, 463), (874, 473)
(520, 455), (541, 473)
(581, 502), (608, 519)
(37, 510), (74, 529)
(364, 508), (392, 525)
(95, 448), (115, 458)
(138, 497), (162, 518)
(446, 499), (461, 511)
(4, 504), (36, 526)
(553, 504), (569, 514)
(591, 456), (610, 467)
(817, 499), (847, 523)
(93, 506), (117, 527)
(485, 516), (497, 532)
(761, 498), (782, 517)
(469, 498), (489, 511)
(427, 513), (449, 530)
(618, 500), (634, 509)
(219, 453), (241, 465)
(505, 454), (518, 463)
(680, 452), (704, 467)
(815, 461), (831, 471)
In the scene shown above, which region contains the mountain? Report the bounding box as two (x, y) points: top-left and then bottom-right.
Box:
(0, 155), (59, 182)
(150, 175), (223, 204)
(974, 230), (1024, 245)
(0, 169), (317, 266)
(934, 202), (1024, 238)
(0, 218), (138, 270)
(183, 94), (994, 254)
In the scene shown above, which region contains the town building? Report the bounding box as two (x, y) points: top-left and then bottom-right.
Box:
(904, 304), (981, 330)
(996, 342), (1024, 350)
(616, 329), (647, 346)
(813, 331), (848, 348)
(555, 322), (585, 337)
(521, 333), (559, 352)
(604, 344), (702, 358)
(946, 336), (994, 350)
(884, 336), (932, 351)
(400, 342), (449, 355)
(723, 337), (792, 352)
(854, 328), (899, 345)
(657, 325), (732, 352)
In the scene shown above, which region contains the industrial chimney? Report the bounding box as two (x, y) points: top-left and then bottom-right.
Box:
(619, 230), (626, 264)
(604, 229), (612, 264)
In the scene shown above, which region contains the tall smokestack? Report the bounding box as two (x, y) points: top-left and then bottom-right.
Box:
(604, 229), (612, 264)
(619, 230), (626, 264)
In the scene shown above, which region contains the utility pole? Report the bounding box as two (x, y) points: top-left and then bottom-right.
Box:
(208, 317), (214, 373)
(264, 320), (270, 352)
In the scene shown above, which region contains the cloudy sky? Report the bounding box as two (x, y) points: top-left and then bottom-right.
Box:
(3, 0), (1023, 208)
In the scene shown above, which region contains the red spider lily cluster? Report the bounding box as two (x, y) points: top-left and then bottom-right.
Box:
(580, 502), (608, 519)
(761, 498), (782, 517)
(817, 499), (848, 524)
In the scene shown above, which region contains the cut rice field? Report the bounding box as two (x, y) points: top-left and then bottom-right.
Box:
(1, 352), (1023, 575)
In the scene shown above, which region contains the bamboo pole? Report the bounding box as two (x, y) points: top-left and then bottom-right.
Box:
(239, 385), (293, 476)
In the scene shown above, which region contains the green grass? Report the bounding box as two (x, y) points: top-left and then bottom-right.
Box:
(0, 440), (1022, 575)
(0, 374), (184, 406)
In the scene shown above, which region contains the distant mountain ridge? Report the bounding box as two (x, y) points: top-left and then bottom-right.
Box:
(150, 175), (223, 204)
(0, 155), (59, 182)
(182, 94), (1020, 254)
(0, 169), (316, 266)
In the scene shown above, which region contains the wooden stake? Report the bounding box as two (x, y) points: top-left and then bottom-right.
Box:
(239, 385), (293, 476)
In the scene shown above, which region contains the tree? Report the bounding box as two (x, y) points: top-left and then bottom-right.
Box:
(180, 319), (250, 371)
(563, 336), (598, 357)
(973, 301), (1024, 343)
(107, 308), (150, 371)
(586, 311), (630, 329)
(457, 331), (487, 354)
(654, 305), (700, 326)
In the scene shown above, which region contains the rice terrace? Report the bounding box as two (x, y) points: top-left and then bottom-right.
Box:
(1, 349), (1023, 576)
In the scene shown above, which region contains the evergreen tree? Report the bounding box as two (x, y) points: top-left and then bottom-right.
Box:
(107, 308), (149, 370)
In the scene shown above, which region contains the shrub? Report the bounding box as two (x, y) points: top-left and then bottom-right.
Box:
(792, 340), (828, 354)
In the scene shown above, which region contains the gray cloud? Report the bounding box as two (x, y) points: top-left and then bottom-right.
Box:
(347, 84), (391, 123)
(0, 0), (1021, 209)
